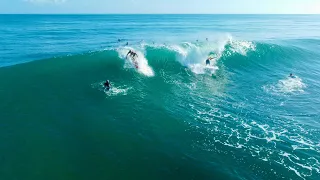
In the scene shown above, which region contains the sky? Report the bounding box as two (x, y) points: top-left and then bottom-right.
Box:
(0, 0), (320, 14)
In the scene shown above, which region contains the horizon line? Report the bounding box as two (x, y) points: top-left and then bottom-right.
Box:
(0, 13), (319, 15)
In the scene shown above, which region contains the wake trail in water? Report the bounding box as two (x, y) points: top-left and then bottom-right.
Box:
(91, 81), (132, 96)
(263, 76), (307, 95)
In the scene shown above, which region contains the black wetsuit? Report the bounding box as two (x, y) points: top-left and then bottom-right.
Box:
(206, 59), (210, 65)
(127, 51), (138, 59)
(104, 81), (110, 90)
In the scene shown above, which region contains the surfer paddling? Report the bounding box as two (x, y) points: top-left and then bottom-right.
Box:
(289, 73), (296, 78)
(104, 80), (111, 91)
(126, 50), (139, 68)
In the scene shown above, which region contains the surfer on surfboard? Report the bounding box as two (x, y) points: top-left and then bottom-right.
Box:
(206, 57), (214, 66)
(126, 50), (139, 68)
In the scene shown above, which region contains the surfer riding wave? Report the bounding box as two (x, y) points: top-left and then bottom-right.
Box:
(126, 50), (139, 68)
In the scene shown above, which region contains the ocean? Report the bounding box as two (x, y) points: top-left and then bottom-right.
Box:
(0, 14), (320, 180)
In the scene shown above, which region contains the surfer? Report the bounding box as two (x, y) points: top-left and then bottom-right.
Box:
(126, 42), (129, 46)
(126, 50), (139, 68)
(206, 38), (208, 41)
(289, 73), (295, 78)
(126, 50), (138, 60)
(206, 57), (214, 66)
(104, 80), (111, 91)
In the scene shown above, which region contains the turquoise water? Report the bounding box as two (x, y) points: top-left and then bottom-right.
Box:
(0, 15), (320, 180)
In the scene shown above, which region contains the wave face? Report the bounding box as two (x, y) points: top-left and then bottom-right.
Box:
(1, 15), (320, 180)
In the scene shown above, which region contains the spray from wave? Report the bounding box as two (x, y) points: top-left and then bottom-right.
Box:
(113, 35), (257, 76)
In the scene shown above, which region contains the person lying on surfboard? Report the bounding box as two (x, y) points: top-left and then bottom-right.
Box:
(126, 50), (139, 68)
(206, 57), (214, 66)
(289, 73), (296, 78)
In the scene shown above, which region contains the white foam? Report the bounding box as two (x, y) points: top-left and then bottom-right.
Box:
(186, 99), (320, 180)
(290, 135), (316, 148)
(263, 76), (306, 95)
(289, 166), (305, 180)
(229, 39), (256, 56)
(166, 42), (221, 75)
(104, 86), (131, 96)
(277, 76), (306, 93)
(188, 63), (219, 75)
(214, 34), (256, 56)
(296, 163), (313, 171)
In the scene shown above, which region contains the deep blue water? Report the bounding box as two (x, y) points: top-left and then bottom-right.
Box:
(0, 15), (320, 180)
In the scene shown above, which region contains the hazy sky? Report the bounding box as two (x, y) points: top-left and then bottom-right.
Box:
(0, 0), (320, 14)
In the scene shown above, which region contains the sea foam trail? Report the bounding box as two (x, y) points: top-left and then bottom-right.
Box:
(91, 81), (132, 96)
(277, 76), (306, 93)
(263, 76), (306, 95)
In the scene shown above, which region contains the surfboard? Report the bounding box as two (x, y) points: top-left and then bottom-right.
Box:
(131, 58), (139, 69)
(127, 56), (139, 69)
(134, 61), (139, 69)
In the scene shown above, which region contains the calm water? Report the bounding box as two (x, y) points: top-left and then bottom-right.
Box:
(0, 15), (320, 180)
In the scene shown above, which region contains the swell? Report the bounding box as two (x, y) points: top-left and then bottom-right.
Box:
(110, 39), (315, 77)
(3, 37), (316, 80)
